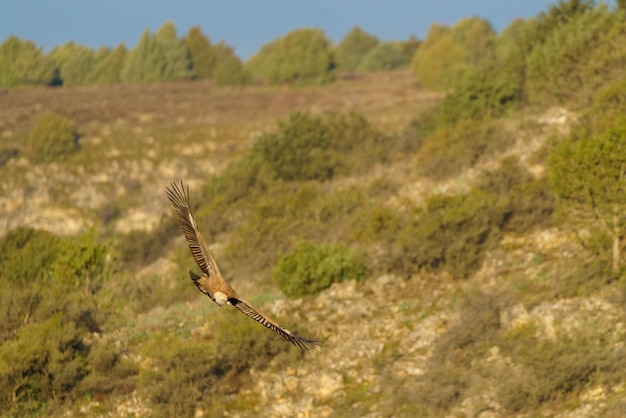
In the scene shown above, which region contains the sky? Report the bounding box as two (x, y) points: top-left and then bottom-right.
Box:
(0, 1), (617, 59)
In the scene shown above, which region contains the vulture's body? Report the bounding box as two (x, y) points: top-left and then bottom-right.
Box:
(166, 181), (317, 351)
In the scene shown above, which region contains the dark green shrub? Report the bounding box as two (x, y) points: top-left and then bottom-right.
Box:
(255, 112), (333, 181)
(548, 116), (626, 274)
(25, 112), (79, 164)
(0, 227), (62, 284)
(140, 313), (293, 417)
(274, 241), (366, 297)
(417, 118), (511, 180)
(504, 178), (555, 233)
(139, 336), (222, 417)
(438, 65), (521, 126)
(0, 227), (108, 287)
(501, 328), (621, 413)
(396, 189), (505, 277)
(476, 156), (534, 198)
(476, 157), (555, 232)
(578, 78), (626, 137)
(254, 111), (390, 182)
(79, 339), (138, 396)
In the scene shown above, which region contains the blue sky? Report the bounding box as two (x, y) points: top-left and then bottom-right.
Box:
(0, 1), (617, 59)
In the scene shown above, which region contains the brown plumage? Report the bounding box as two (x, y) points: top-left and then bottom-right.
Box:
(165, 180), (317, 351)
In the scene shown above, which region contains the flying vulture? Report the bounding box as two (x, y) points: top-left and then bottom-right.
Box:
(166, 180), (317, 351)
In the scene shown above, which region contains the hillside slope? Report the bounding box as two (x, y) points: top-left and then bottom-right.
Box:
(1, 73), (625, 417)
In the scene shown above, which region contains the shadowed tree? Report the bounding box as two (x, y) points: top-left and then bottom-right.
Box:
(548, 117), (626, 273)
(184, 26), (217, 79)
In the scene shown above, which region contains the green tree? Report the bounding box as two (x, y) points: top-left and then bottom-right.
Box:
(121, 29), (155, 82)
(48, 42), (97, 86)
(212, 55), (249, 86)
(548, 117), (626, 273)
(410, 18), (496, 89)
(524, 0), (596, 48)
(152, 21), (192, 81)
(257, 28), (335, 86)
(122, 22), (191, 83)
(184, 26), (217, 78)
(89, 43), (128, 84)
(0, 36), (55, 87)
(335, 26), (379, 72)
(451, 17), (496, 68)
(244, 39), (279, 81)
(411, 31), (464, 89)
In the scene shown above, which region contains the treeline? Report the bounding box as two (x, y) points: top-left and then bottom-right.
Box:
(0, 22), (247, 87)
(3, 2), (625, 90)
(0, 22), (418, 89)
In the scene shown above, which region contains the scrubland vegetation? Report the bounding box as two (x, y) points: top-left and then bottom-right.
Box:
(2, 0), (626, 416)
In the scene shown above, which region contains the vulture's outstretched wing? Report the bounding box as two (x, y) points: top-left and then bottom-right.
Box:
(165, 181), (221, 279)
(230, 297), (318, 351)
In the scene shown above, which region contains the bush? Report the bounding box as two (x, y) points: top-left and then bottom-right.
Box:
(139, 312), (293, 417)
(476, 157), (555, 232)
(395, 189), (505, 277)
(0, 227), (107, 287)
(500, 328), (622, 413)
(255, 112), (333, 181)
(417, 117), (511, 180)
(25, 112), (79, 164)
(438, 65), (521, 126)
(254, 111), (390, 181)
(274, 241), (366, 297)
